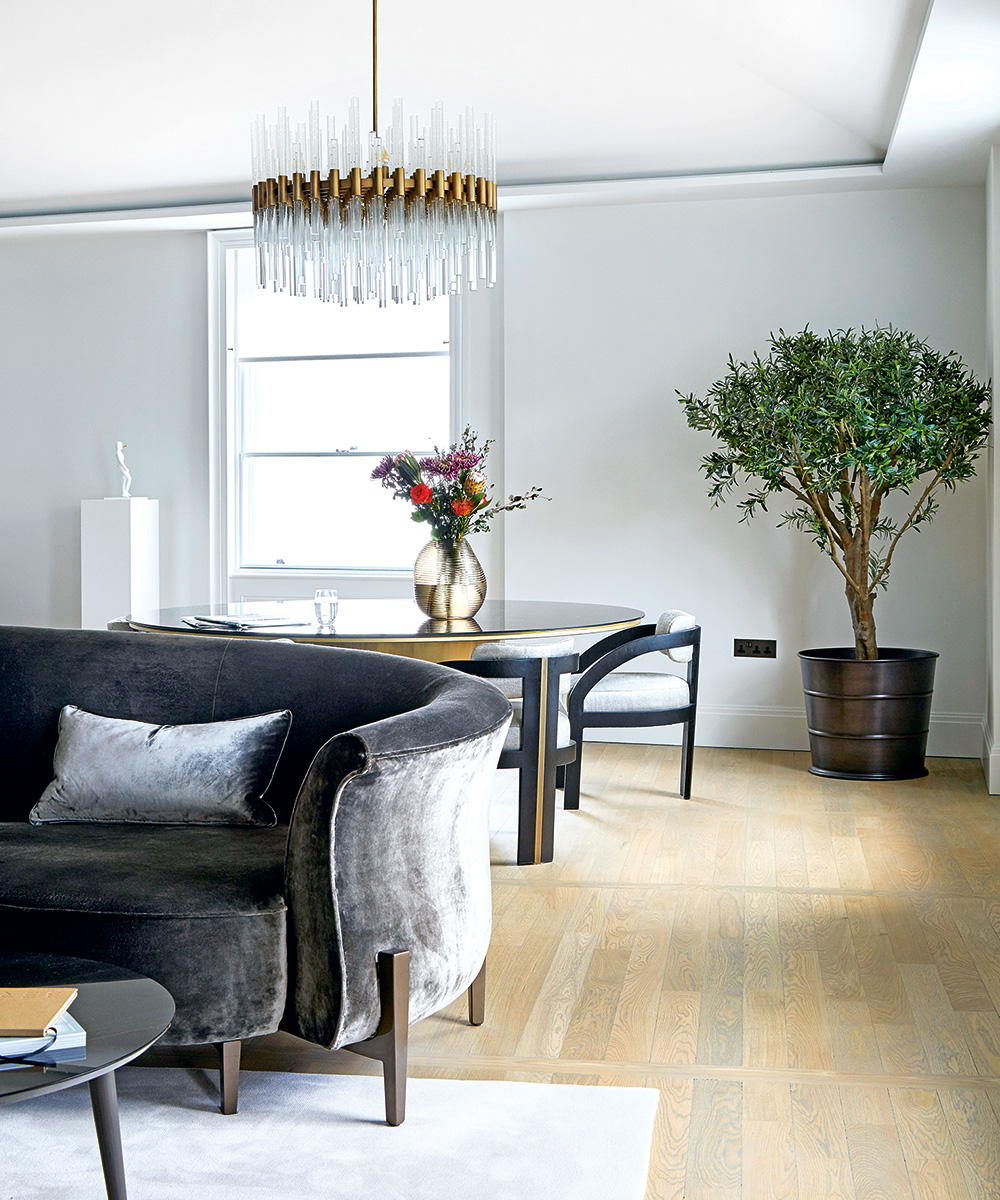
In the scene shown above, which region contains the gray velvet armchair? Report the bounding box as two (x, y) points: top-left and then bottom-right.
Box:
(0, 627), (511, 1124)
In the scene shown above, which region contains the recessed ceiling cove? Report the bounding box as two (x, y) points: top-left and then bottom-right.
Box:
(0, 0), (943, 214)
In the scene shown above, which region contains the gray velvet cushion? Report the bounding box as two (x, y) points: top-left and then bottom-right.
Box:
(29, 705), (292, 827)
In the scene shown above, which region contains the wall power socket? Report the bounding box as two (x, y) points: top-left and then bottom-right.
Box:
(734, 638), (777, 659)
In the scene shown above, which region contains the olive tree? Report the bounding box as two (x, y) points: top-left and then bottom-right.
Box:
(678, 327), (991, 660)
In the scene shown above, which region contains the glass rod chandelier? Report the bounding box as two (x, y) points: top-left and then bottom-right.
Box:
(250, 1), (497, 306)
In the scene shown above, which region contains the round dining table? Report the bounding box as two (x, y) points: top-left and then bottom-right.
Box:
(125, 598), (643, 866)
(126, 598), (643, 663)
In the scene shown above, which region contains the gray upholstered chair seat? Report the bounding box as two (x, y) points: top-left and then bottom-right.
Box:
(572, 670), (690, 713)
(503, 700), (572, 751)
(0, 821), (289, 1045)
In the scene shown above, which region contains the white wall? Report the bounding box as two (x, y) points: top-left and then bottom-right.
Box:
(502, 186), (988, 756)
(985, 149), (1000, 787)
(0, 230), (210, 626)
(0, 188), (989, 759)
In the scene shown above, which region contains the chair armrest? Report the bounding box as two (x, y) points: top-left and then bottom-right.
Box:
(568, 627), (701, 717)
(577, 625), (657, 672)
(282, 732), (368, 1048)
(282, 700), (510, 1052)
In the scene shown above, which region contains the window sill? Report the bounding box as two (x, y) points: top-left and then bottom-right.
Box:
(231, 568), (413, 581)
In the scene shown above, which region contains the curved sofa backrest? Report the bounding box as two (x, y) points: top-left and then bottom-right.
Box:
(209, 636), (479, 822)
(0, 626), (497, 824)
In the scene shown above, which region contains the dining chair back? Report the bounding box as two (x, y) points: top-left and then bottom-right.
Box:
(445, 639), (579, 865)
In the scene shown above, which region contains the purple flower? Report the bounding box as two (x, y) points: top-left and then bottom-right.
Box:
(420, 455), (452, 478)
(451, 450), (483, 472)
(421, 449), (483, 481)
(371, 454), (395, 482)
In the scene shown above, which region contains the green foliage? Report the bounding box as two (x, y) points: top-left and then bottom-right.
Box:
(678, 326), (991, 656)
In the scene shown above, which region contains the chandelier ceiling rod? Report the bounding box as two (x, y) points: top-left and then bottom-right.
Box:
(372, 0), (378, 135)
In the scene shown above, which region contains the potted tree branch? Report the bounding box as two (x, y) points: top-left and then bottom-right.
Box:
(679, 326), (991, 779)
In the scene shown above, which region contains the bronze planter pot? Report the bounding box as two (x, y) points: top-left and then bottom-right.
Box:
(798, 648), (938, 780)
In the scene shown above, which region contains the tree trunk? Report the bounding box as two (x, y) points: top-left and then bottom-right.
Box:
(843, 536), (878, 660)
(846, 584), (878, 659)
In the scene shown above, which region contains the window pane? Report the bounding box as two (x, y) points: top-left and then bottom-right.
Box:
(241, 457), (430, 570)
(242, 357), (449, 454)
(234, 247), (450, 358)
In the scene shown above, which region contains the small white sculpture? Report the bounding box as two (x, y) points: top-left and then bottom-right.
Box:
(115, 441), (132, 499)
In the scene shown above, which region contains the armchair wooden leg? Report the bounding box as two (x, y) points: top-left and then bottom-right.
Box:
(468, 959), (486, 1026)
(344, 949), (410, 1126)
(516, 760), (558, 865)
(563, 751), (582, 810)
(680, 719), (695, 800)
(215, 1039), (241, 1115)
(516, 757), (541, 866)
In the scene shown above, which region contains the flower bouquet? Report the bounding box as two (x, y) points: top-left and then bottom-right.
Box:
(372, 427), (545, 618)
(372, 427), (544, 543)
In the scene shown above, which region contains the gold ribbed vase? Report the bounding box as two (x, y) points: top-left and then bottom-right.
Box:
(413, 539), (487, 619)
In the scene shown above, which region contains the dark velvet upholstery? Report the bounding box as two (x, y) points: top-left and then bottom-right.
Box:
(0, 626), (510, 1055)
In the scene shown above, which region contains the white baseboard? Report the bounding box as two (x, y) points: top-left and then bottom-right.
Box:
(982, 719), (1000, 793)
(587, 703), (986, 760)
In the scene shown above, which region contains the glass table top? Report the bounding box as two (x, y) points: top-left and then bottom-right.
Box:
(0, 954), (174, 1104)
(128, 599), (644, 642)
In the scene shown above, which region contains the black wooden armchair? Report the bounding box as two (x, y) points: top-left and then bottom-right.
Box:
(563, 612), (700, 808)
(445, 642), (579, 865)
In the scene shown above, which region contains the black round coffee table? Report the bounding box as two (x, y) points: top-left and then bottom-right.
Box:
(0, 954), (174, 1199)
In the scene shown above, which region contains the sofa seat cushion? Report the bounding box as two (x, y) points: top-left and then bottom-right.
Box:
(0, 823), (288, 916)
(0, 823), (289, 1045)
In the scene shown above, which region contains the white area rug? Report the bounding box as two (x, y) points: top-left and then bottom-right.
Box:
(0, 1068), (659, 1199)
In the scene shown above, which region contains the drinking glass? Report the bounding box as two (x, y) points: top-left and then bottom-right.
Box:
(314, 589), (338, 628)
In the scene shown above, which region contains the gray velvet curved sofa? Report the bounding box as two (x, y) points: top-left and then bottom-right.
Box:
(0, 626), (510, 1122)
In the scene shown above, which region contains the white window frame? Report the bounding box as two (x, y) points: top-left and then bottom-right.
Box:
(208, 230), (467, 604)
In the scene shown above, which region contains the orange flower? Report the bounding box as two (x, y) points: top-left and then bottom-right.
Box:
(410, 483), (432, 504)
(451, 498), (473, 516)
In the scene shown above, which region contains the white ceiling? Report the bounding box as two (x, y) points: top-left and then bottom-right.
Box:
(0, 0), (997, 217)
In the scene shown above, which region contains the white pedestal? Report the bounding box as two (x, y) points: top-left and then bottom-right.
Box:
(80, 498), (160, 630)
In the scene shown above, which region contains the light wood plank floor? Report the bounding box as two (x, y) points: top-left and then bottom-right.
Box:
(144, 744), (1000, 1199)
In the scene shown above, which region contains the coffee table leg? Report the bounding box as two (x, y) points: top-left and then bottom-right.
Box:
(89, 1071), (127, 1200)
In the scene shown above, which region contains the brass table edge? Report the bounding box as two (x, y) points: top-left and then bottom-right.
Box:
(126, 616), (642, 646)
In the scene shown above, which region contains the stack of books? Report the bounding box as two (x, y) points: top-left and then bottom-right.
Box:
(0, 986), (87, 1068)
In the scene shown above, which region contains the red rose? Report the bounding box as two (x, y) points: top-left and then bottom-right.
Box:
(451, 498), (473, 516)
(410, 483), (432, 504)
